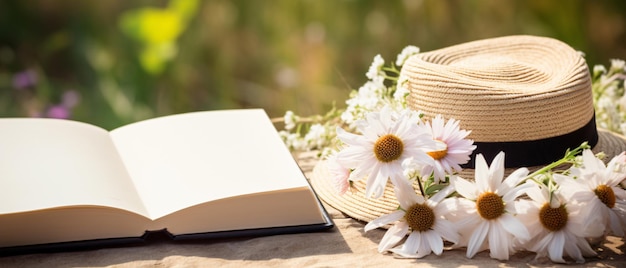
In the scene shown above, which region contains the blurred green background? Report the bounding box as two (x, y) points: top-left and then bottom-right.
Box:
(1, 0), (625, 130)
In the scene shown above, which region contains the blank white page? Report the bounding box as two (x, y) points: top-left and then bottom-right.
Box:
(109, 109), (310, 220)
(0, 119), (148, 217)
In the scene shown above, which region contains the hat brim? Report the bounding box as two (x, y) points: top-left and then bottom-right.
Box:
(309, 128), (626, 224)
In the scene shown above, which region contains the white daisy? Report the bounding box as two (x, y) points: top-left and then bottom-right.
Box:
(335, 106), (435, 198)
(364, 182), (460, 258)
(556, 150), (626, 237)
(515, 181), (600, 264)
(420, 115), (476, 183)
(450, 152), (532, 260)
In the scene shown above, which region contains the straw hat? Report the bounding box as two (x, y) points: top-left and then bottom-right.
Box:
(309, 35), (626, 223)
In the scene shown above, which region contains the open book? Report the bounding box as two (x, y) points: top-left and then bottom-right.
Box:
(0, 109), (333, 254)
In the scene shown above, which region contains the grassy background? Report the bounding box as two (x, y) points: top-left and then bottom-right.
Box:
(1, 0), (625, 129)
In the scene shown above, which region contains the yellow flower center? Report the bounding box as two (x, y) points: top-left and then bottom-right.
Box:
(404, 203), (435, 232)
(539, 203), (568, 231)
(373, 134), (404, 162)
(476, 192), (504, 220)
(427, 140), (448, 160)
(594, 184), (616, 208)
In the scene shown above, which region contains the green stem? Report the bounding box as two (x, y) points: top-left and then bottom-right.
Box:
(382, 74), (399, 81)
(381, 66), (400, 74)
(525, 142), (589, 181)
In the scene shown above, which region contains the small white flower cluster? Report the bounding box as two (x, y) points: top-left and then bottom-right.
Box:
(342, 46), (419, 128)
(278, 46), (422, 157)
(592, 59), (626, 134)
(278, 105), (347, 157)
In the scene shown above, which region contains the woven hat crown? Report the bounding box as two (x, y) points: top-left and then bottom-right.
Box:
(401, 35), (596, 168)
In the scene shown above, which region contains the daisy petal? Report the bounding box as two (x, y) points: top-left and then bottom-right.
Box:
(432, 218), (460, 244)
(455, 205), (481, 228)
(401, 231), (421, 255)
(548, 231), (566, 263)
(348, 158), (376, 181)
(466, 221), (489, 258)
(365, 166), (385, 198)
(499, 214), (530, 241)
(378, 221), (409, 253)
(498, 167), (529, 195)
(425, 231), (444, 255)
(524, 182), (547, 204)
(528, 231), (552, 254)
(335, 127), (361, 144)
(503, 182), (533, 204)
(365, 211), (405, 232)
(388, 248), (420, 259)
(429, 184), (455, 204)
(488, 221), (510, 260)
(474, 154), (490, 192)
(451, 175), (478, 200)
(582, 149), (604, 171)
(575, 235), (597, 257)
(416, 234), (433, 258)
(608, 210), (624, 237)
(563, 233), (585, 263)
(393, 180), (420, 209)
(487, 152), (506, 191)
